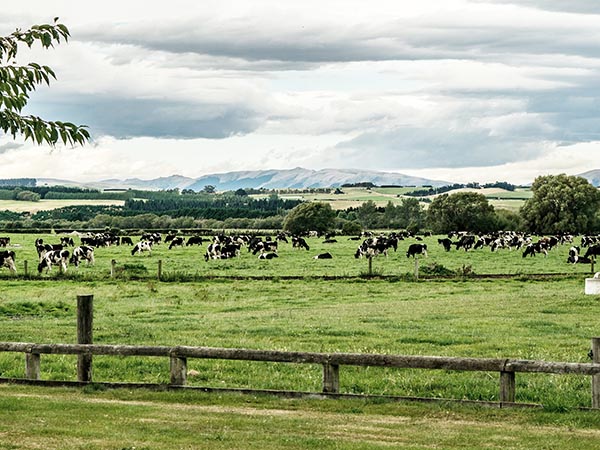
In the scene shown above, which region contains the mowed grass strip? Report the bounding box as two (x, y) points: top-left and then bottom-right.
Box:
(0, 277), (597, 408)
(0, 385), (599, 449)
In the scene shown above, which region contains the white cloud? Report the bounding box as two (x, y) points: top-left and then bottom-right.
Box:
(2, 1), (600, 183)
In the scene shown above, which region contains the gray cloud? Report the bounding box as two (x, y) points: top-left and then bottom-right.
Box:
(25, 96), (265, 139)
(475, 1), (600, 14)
(0, 142), (23, 154)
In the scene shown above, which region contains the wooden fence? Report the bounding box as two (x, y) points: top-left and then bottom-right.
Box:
(1, 340), (600, 409)
(0, 294), (598, 409)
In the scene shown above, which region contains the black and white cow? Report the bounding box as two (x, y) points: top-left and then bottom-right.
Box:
(438, 238), (452, 252)
(131, 241), (153, 256)
(584, 244), (600, 260)
(522, 241), (548, 258)
(60, 236), (75, 246)
(168, 237), (185, 249)
(314, 252), (333, 259)
(406, 243), (428, 258)
(186, 236), (204, 246)
(0, 250), (16, 273)
(0, 237), (10, 247)
(38, 249), (69, 273)
(258, 252), (279, 259)
(69, 246), (95, 267)
(292, 236), (310, 251)
(120, 237), (134, 245)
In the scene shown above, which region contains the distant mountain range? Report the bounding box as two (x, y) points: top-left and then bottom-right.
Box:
(38, 168), (453, 191)
(35, 167), (600, 191)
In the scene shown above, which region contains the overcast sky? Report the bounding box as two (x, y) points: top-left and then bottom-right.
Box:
(2, 0), (600, 184)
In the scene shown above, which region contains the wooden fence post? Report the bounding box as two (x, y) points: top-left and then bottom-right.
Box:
(170, 355), (187, 386)
(77, 294), (94, 383)
(592, 337), (600, 409)
(23, 260), (28, 276)
(110, 259), (116, 278)
(25, 352), (40, 380)
(158, 259), (163, 280)
(499, 370), (515, 403)
(322, 363), (340, 393)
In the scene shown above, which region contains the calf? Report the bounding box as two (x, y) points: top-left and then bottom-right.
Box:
(131, 241), (153, 256)
(406, 243), (427, 258)
(70, 246), (95, 267)
(38, 249), (69, 273)
(0, 250), (16, 273)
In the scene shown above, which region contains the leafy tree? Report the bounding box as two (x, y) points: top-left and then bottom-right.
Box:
(520, 174), (600, 234)
(0, 18), (90, 146)
(341, 219), (363, 236)
(234, 188), (248, 196)
(356, 200), (379, 228)
(14, 190), (40, 202)
(283, 202), (336, 235)
(202, 185), (216, 194)
(427, 192), (496, 233)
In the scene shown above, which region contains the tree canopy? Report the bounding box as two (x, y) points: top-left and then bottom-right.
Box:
(427, 191), (496, 233)
(283, 202), (336, 235)
(0, 18), (89, 146)
(520, 174), (600, 234)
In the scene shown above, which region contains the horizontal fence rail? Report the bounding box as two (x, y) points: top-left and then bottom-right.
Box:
(1, 341), (600, 409)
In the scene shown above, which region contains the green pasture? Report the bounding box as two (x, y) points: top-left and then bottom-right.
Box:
(0, 232), (593, 280)
(1, 385), (599, 450)
(1, 231), (600, 448)
(0, 276), (598, 408)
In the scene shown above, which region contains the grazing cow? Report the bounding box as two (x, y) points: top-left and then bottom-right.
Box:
(292, 236), (310, 251)
(186, 236), (204, 246)
(120, 237), (133, 245)
(455, 234), (475, 251)
(0, 237), (10, 247)
(38, 249), (69, 273)
(438, 238), (452, 252)
(584, 244), (600, 260)
(314, 252), (333, 259)
(168, 237), (185, 249)
(60, 236), (75, 246)
(258, 252), (279, 259)
(70, 246), (95, 267)
(131, 241), (153, 256)
(406, 243), (427, 258)
(522, 242), (548, 258)
(0, 250), (16, 273)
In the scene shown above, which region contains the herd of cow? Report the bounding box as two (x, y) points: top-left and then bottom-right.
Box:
(0, 229), (599, 275)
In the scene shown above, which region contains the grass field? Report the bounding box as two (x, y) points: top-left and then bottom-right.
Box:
(1, 231), (599, 448)
(0, 199), (125, 213)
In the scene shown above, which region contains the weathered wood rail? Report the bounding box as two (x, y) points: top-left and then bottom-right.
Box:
(2, 340), (600, 408)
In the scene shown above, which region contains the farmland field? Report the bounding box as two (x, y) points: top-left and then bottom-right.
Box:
(0, 198), (125, 213)
(1, 231), (599, 448)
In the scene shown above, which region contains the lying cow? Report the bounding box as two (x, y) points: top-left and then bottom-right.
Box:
(70, 246), (95, 267)
(38, 249), (70, 274)
(258, 252), (279, 259)
(314, 252), (333, 259)
(0, 250), (16, 273)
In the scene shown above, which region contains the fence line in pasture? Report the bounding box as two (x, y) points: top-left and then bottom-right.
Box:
(7, 258), (595, 282)
(2, 340), (600, 409)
